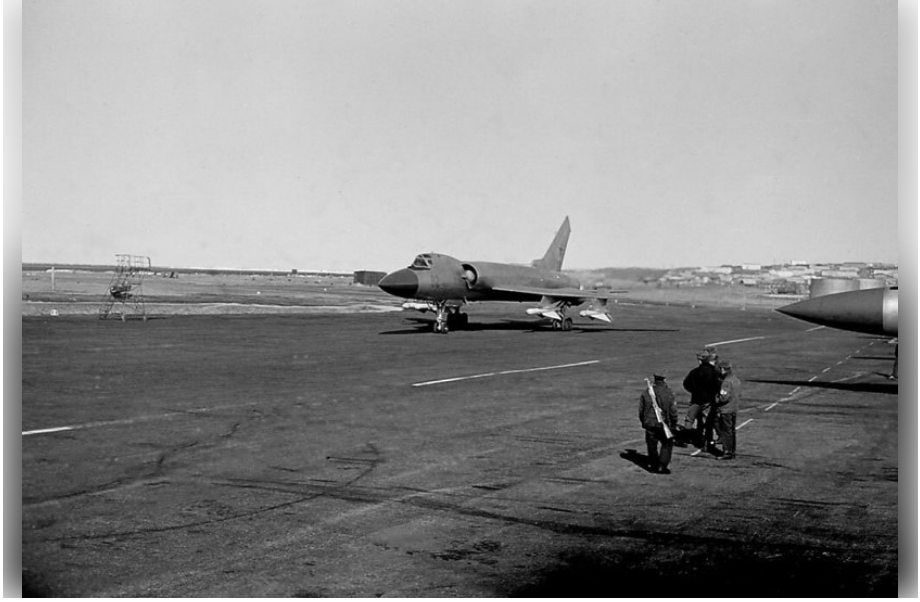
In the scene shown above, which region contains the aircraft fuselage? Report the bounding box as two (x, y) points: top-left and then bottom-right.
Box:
(379, 253), (582, 304)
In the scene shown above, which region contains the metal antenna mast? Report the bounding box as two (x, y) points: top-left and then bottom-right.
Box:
(99, 255), (151, 321)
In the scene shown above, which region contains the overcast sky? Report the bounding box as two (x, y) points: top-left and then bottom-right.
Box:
(22, 0), (897, 271)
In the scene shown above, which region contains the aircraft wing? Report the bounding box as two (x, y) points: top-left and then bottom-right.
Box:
(491, 286), (628, 325)
(491, 286), (627, 301)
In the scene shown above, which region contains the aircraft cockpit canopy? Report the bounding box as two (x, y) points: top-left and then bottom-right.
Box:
(410, 254), (433, 270)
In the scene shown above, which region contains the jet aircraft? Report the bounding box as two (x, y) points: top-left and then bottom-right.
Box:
(378, 217), (622, 333)
(776, 287), (898, 337)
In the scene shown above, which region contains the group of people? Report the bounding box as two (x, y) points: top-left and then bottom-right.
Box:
(638, 345), (740, 474)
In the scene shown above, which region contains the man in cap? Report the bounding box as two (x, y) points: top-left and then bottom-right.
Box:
(682, 346), (721, 450)
(639, 373), (679, 474)
(713, 359), (741, 460)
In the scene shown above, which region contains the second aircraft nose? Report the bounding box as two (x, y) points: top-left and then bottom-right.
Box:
(378, 269), (419, 298)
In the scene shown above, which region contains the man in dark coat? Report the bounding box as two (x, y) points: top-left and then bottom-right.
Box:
(683, 346), (722, 450)
(639, 373), (679, 474)
(714, 360), (741, 460)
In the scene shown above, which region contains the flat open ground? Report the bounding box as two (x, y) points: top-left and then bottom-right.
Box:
(22, 296), (898, 595)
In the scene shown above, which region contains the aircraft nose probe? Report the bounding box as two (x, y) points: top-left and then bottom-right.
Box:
(378, 269), (419, 298)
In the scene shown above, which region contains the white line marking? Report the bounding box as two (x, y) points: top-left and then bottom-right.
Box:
(618, 437), (645, 447)
(764, 368), (864, 413)
(22, 426), (74, 436)
(822, 367), (831, 373)
(706, 336), (766, 346)
(806, 325), (825, 332)
(412, 360), (600, 387)
(766, 393), (799, 411)
(22, 401), (263, 437)
(831, 374), (861, 384)
(737, 418), (754, 429)
(765, 400), (782, 412)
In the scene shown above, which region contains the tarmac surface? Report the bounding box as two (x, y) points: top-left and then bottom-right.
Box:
(22, 302), (899, 596)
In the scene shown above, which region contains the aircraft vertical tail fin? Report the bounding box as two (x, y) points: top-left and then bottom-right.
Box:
(532, 216), (570, 271)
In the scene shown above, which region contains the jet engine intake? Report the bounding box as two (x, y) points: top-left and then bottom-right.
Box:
(461, 264), (481, 289)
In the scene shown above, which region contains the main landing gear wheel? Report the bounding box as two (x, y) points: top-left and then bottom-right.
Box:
(552, 317), (573, 331)
(548, 306), (574, 331)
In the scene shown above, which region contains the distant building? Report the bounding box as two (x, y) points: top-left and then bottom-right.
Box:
(821, 268), (860, 278)
(700, 266), (733, 275)
(353, 270), (387, 286)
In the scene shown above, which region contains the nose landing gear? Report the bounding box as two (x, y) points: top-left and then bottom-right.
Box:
(433, 302), (468, 334)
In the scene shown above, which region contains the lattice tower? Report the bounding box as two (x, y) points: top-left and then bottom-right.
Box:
(99, 255), (151, 320)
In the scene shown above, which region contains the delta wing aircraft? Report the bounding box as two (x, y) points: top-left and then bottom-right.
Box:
(378, 217), (623, 333)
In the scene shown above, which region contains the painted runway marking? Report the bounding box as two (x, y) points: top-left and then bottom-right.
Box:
(764, 368), (863, 413)
(618, 437), (645, 447)
(831, 374), (861, 385)
(806, 325), (825, 332)
(738, 418), (753, 429)
(22, 401), (262, 437)
(412, 360), (600, 387)
(706, 336), (766, 346)
(22, 426), (75, 436)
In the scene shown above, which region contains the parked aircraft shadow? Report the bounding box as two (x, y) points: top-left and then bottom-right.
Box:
(747, 378), (897, 395)
(380, 319), (542, 335)
(606, 327), (680, 333)
(379, 318), (621, 335)
(848, 355), (897, 362)
(380, 318), (679, 336)
(509, 542), (893, 597)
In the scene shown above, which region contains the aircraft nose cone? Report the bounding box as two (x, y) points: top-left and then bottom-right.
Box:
(776, 297), (824, 322)
(378, 269), (418, 298)
(776, 288), (886, 335)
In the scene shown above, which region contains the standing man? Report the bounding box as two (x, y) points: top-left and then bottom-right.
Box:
(714, 360), (741, 460)
(639, 373), (679, 474)
(682, 346), (721, 450)
(889, 342), (898, 380)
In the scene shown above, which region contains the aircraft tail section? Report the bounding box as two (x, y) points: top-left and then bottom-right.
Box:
(533, 216), (570, 271)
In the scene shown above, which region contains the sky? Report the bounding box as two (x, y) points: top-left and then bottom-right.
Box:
(22, 0), (898, 272)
